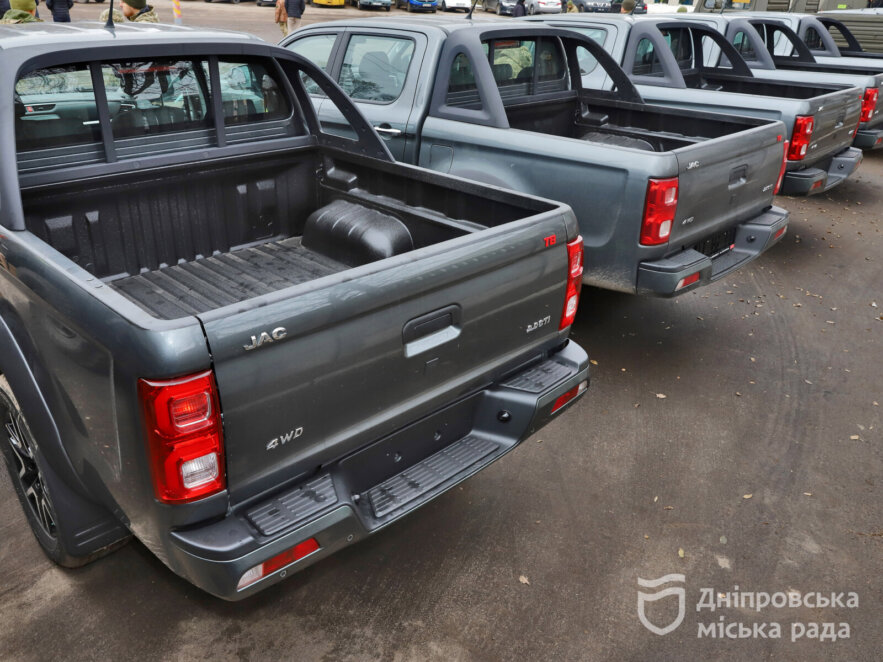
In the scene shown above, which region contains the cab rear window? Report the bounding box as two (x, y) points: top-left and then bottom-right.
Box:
(15, 57), (295, 164)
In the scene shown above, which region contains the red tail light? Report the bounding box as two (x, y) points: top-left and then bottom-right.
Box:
(774, 140), (789, 195)
(640, 177), (678, 246)
(550, 380), (588, 414)
(139, 370), (225, 503)
(787, 116), (814, 161)
(860, 87), (879, 123)
(559, 236), (584, 330)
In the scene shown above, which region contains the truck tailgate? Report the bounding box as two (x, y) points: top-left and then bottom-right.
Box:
(197, 216), (573, 502)
(802, 87), (864, 168)
(667, 122), (783, 248)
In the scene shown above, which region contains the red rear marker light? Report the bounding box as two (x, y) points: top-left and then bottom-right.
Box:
(139, 370), (225, 504)
(675, 271), (701, 292)
(787, 116), (814, 161)
(559, 236), (584, 330)
(551, 380), (588, 414)
(774, 140), (789, 195)
(640, 177), (678, 246)
(237, 538), (321, 590)
(773, 226), (787, 241)
(860, 87), (879, 123)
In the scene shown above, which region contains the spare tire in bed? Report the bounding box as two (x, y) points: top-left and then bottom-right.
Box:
(579, 131), (655, 152)
(303, 199), (414, 267)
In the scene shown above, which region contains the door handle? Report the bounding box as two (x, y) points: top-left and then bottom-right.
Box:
(403, 305), (461, 358)
(374, 126), (403, 137)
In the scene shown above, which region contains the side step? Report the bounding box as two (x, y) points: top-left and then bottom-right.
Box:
(365, 435), (499, 519)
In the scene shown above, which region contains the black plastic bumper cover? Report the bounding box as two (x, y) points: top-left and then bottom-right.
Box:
(780, 147), (863, 196)
(635, 205), (789, 297)
(166, 341), (589, 600)
(853, 127), (883, 150)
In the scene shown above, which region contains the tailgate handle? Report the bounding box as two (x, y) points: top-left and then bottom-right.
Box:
(728, 165), (748, 190)
(403, 305), (461, 358)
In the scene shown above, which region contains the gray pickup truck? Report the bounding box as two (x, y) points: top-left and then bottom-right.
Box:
(668, 14), (883, 150)
(0, 23), (590, 600)
(527, 14), (865, 196)
(283, 20), (789, 297)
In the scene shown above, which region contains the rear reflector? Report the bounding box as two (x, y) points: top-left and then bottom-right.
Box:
(861, 87), (879, 123)
(787, 116), (814, 161)
(139, 371), (225, 503)
(559, 236), (584, 330)
(811, 180), (823, 191)
(237, 538), (321, 590)
(773, 226), (787, 241)
(640, 178), (678, 246)
(551, 380), (588, 414)
(675, 271), (701, 292)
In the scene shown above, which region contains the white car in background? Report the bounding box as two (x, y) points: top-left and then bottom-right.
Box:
(526, 0), (561, 14)
(440, 0), (472, 10)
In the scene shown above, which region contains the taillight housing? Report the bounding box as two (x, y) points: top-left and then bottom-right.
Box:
(774, 140), (789, 195)
(788, 116), (814, 161)
(559, 236), (584, 330)
(139, 370), (225, 503)
(860, 87), (879, 123)
(640, 177), (678, 246)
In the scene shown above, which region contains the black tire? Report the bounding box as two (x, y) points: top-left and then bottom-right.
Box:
(385, 4), (390, 9)
(0, 378), (129, 568)
(441, 0), (446, 9)
(231, 0), (240, 4)
(527, 3), (535, 14)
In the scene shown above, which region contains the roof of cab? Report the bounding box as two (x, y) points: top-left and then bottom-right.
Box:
(0, 21), (261, 51)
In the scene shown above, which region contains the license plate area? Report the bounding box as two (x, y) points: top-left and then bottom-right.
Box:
(695, 227), (736, 259)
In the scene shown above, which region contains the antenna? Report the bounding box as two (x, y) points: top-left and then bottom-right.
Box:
(466, 0), (478, 20)
(105, 0), (116, 29)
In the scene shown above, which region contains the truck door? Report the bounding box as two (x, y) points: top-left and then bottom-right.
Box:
(309, 30), (427, 162)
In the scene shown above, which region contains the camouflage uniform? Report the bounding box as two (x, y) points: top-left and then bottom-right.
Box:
(0, 9), (42, 22)
(98, 5), (158, 23)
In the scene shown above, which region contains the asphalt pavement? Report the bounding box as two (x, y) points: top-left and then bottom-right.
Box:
(1, 5), (881, 661)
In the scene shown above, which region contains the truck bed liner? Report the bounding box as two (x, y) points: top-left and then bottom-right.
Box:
(112, 237), (346, 319)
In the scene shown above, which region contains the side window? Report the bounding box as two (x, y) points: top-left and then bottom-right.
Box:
(217, 60), (291, 126)
(732, 31), (757, 62)
(15, 65), (101, 152)
(287, 34), (338, 96)
(103, 60), (211, 139)
(446, 52), (482, 109)
(338, 35), (415, 103)
(633, 38), (664, 77)
(701, 35), (726, 69)
(572, 28), (607, 77)
(803, 27), (824, 51)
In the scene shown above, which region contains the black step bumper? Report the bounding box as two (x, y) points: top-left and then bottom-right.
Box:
(165, 341), (589, 600)
(853, 127), (883, 150)
(635, 205), (789, 297)
(780, 147), (863, 196)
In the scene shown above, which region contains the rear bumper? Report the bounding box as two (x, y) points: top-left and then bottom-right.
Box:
(853, 127), (883, 150)
(164, 341), (589, 600)
(636, 205), (789, 297)
(780, 147), (863, 196)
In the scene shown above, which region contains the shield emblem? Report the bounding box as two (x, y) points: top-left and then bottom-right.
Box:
(637, 574), (686, 636)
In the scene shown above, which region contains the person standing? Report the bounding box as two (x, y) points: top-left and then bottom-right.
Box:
(45, 0), (72, 22)
(512, 0), (525, 16)
(284, 0), (304, 35)
(0, 0), (42, 22)
(99, 0), (158, 23)
(0, 0), (10, 16)
(275, 0), (288, 36)
(620, 0), (635, 12)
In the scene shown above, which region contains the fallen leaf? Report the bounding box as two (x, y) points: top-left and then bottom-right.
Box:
(804, 379), (813, 385)
(536, 439), (543, 444)
(678, 548), (685, 559)
(653, 496), (659, 503)
(519, 575), (530, 585)
(664, 506), (674, 511)
(735, 392), (742, 397)
(720, 535), (727, 544)
(656, 393), (667, 399)
(743, 494), (753, 499)
(750, 357), (756, 363)
(803, 492), (813, 497)
(644, 535), (650, 540)
(849, 435), (860, 440)
(590, 359), (599, 366)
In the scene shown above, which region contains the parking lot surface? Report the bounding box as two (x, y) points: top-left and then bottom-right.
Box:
(1, 5), (881, 661)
